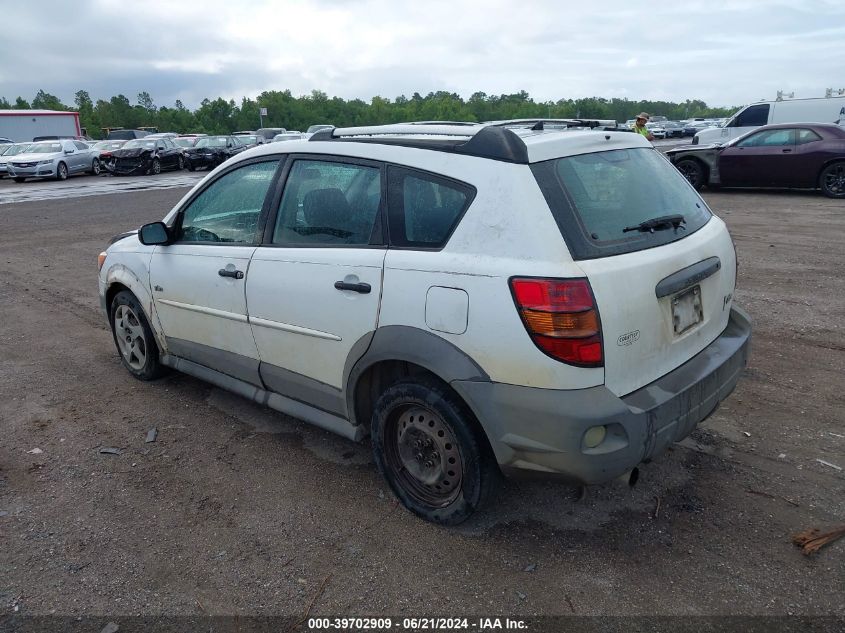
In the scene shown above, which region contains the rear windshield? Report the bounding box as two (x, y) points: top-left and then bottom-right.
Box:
(531, 148), (711, 260)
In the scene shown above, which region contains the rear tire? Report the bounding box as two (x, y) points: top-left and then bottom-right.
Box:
(675, 158), (705, 189)
(371, 378), (499, 525)
(109, 290), (166, 381)
(819, 161), (845, 198)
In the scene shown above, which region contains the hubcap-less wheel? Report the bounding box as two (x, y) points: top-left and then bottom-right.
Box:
(821, 163), (845, 197)
(676, 159), (703, 188)
(113, 304), (147, 371)
(386, 406), (463, 507)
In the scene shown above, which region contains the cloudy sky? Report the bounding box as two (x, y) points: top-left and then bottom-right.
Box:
(1, 0), (843, 110)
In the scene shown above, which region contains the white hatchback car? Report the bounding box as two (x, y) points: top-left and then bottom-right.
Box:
(98, 121), (751, 524)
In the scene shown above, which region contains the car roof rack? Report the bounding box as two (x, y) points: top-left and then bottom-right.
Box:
(307, 118), (621, 163)
(485, 118), (617, 131)
(309, 123), (530, 164)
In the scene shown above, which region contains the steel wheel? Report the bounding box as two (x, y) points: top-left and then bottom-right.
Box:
(820, 162), (845, 198)
(384, 404), (464, 507)
(113, 304), (148, 371)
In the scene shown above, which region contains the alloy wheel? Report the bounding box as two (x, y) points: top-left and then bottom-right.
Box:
(113, 304), (147, 371)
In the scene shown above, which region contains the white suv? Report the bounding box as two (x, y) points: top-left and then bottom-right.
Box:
(98, 121), (751, 524)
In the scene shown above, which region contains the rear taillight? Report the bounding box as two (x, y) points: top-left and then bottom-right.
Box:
(509, 277), (603, 367)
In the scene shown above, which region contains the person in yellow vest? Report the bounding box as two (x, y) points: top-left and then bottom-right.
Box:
(632, 112), (655, 141)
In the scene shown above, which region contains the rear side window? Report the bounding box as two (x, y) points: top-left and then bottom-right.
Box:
(796, 129), (822, 145)
(387, 167), (475, 248)
(273, 159), (381, 246)
(531, 148), (711, 260)
(736, 128), (794, 147)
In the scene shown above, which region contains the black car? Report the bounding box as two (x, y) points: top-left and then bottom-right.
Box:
(184, 136), (246, 171)
(105, 138), (184, 176)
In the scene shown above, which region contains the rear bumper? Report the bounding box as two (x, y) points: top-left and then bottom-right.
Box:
(454, 306), (751, 484)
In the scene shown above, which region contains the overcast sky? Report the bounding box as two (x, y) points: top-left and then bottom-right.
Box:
(1, 0), (843, 111)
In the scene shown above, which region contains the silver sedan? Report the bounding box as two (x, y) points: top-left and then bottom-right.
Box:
(7, 140), (101, 182)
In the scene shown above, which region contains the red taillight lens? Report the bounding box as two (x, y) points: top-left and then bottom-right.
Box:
(510, 277), (603, 367)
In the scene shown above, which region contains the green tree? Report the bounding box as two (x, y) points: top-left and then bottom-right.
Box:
(0, 97), (11, 109)
(14, 96), (31, 109)
(31, 89), (67, 110)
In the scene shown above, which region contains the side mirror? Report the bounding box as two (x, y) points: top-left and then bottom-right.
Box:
(139, 221), (170, 245)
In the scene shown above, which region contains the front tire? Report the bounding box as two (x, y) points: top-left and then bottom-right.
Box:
(90, 158), (100, 175)
(819, 161), (845, 198)
(371, 378), (499, 525)
(109, 290), (165, 381)
(150, 158), (161, 175)
(13, 177), (26, 183)
(675, 158), (705, 189)
(177, 155), (184, 170)
(56, 162), (68, 181)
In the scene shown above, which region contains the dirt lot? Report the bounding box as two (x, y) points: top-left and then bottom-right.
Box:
(0, 180), (843, 623)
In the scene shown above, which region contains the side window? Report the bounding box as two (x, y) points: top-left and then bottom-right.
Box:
(178, 160), (280, 244)
(156, 142), (166, 150)
(732, 104), (770, 128)
(737, 129), (794, 147)
(387, 167), (475, 248)
(796, 129), (822, 145)
(272, 159), (381, 246)
(73, 141), (88, 151)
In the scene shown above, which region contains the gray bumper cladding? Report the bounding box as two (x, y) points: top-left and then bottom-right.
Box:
(453, 306), (752, 484)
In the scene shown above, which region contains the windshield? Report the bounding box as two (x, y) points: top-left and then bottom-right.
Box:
(123, 140), (156, 149)
(531, 147), (712, 259)
(195, 137), (230, 148)
(3, 143), (30, 156)
(235, 135), (257, 144)
(93, 141), (125, 150)
(174, 138), (197, 147)
(26, 143), (63, 154)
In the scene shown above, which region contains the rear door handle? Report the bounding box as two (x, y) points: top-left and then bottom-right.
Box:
(334, 281), (371, 294)
(218, 268), (244, 279)
(782, 148), (792, 153)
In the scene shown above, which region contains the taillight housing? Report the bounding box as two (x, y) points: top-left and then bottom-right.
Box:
(509, 277), (603, 367)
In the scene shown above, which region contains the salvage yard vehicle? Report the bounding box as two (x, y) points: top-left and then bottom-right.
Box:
(0, 142), (33, 177)
(7, 139), (99, 182)
(104, 138), (184, 176)
(98, 120), (751, 524)
(667, 122), (845, 198)
(183, 135), (245, 170)
(90, 140), (126, 165)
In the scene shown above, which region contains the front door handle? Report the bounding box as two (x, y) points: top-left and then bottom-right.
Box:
(334, 281), (371, 294)
(218, 268), (244, 279)
(782, 148), (792, 153)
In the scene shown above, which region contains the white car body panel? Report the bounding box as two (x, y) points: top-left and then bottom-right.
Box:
(247, 247), (387, 389)
(148, 244), (259, 360)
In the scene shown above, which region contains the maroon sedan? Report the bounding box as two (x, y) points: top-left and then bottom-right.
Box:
(666, 123), (845, 198)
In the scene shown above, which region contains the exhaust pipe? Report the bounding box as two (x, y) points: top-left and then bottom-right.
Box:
(617, 467), (639, 488)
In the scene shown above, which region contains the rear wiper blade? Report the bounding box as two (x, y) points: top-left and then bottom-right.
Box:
(623, 214), (686, 233)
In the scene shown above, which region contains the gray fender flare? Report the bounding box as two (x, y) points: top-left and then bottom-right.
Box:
(343, 325), (490, 426)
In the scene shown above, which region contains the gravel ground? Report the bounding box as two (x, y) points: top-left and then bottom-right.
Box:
(0, 179), (843, 623)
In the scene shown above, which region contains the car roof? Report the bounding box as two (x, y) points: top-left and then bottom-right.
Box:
(236, 121), (650, 165)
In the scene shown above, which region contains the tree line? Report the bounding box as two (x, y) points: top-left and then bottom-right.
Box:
(2, 89), (738, 139)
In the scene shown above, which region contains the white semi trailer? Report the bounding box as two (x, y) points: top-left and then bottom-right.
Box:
(0, 109), (82, 142)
